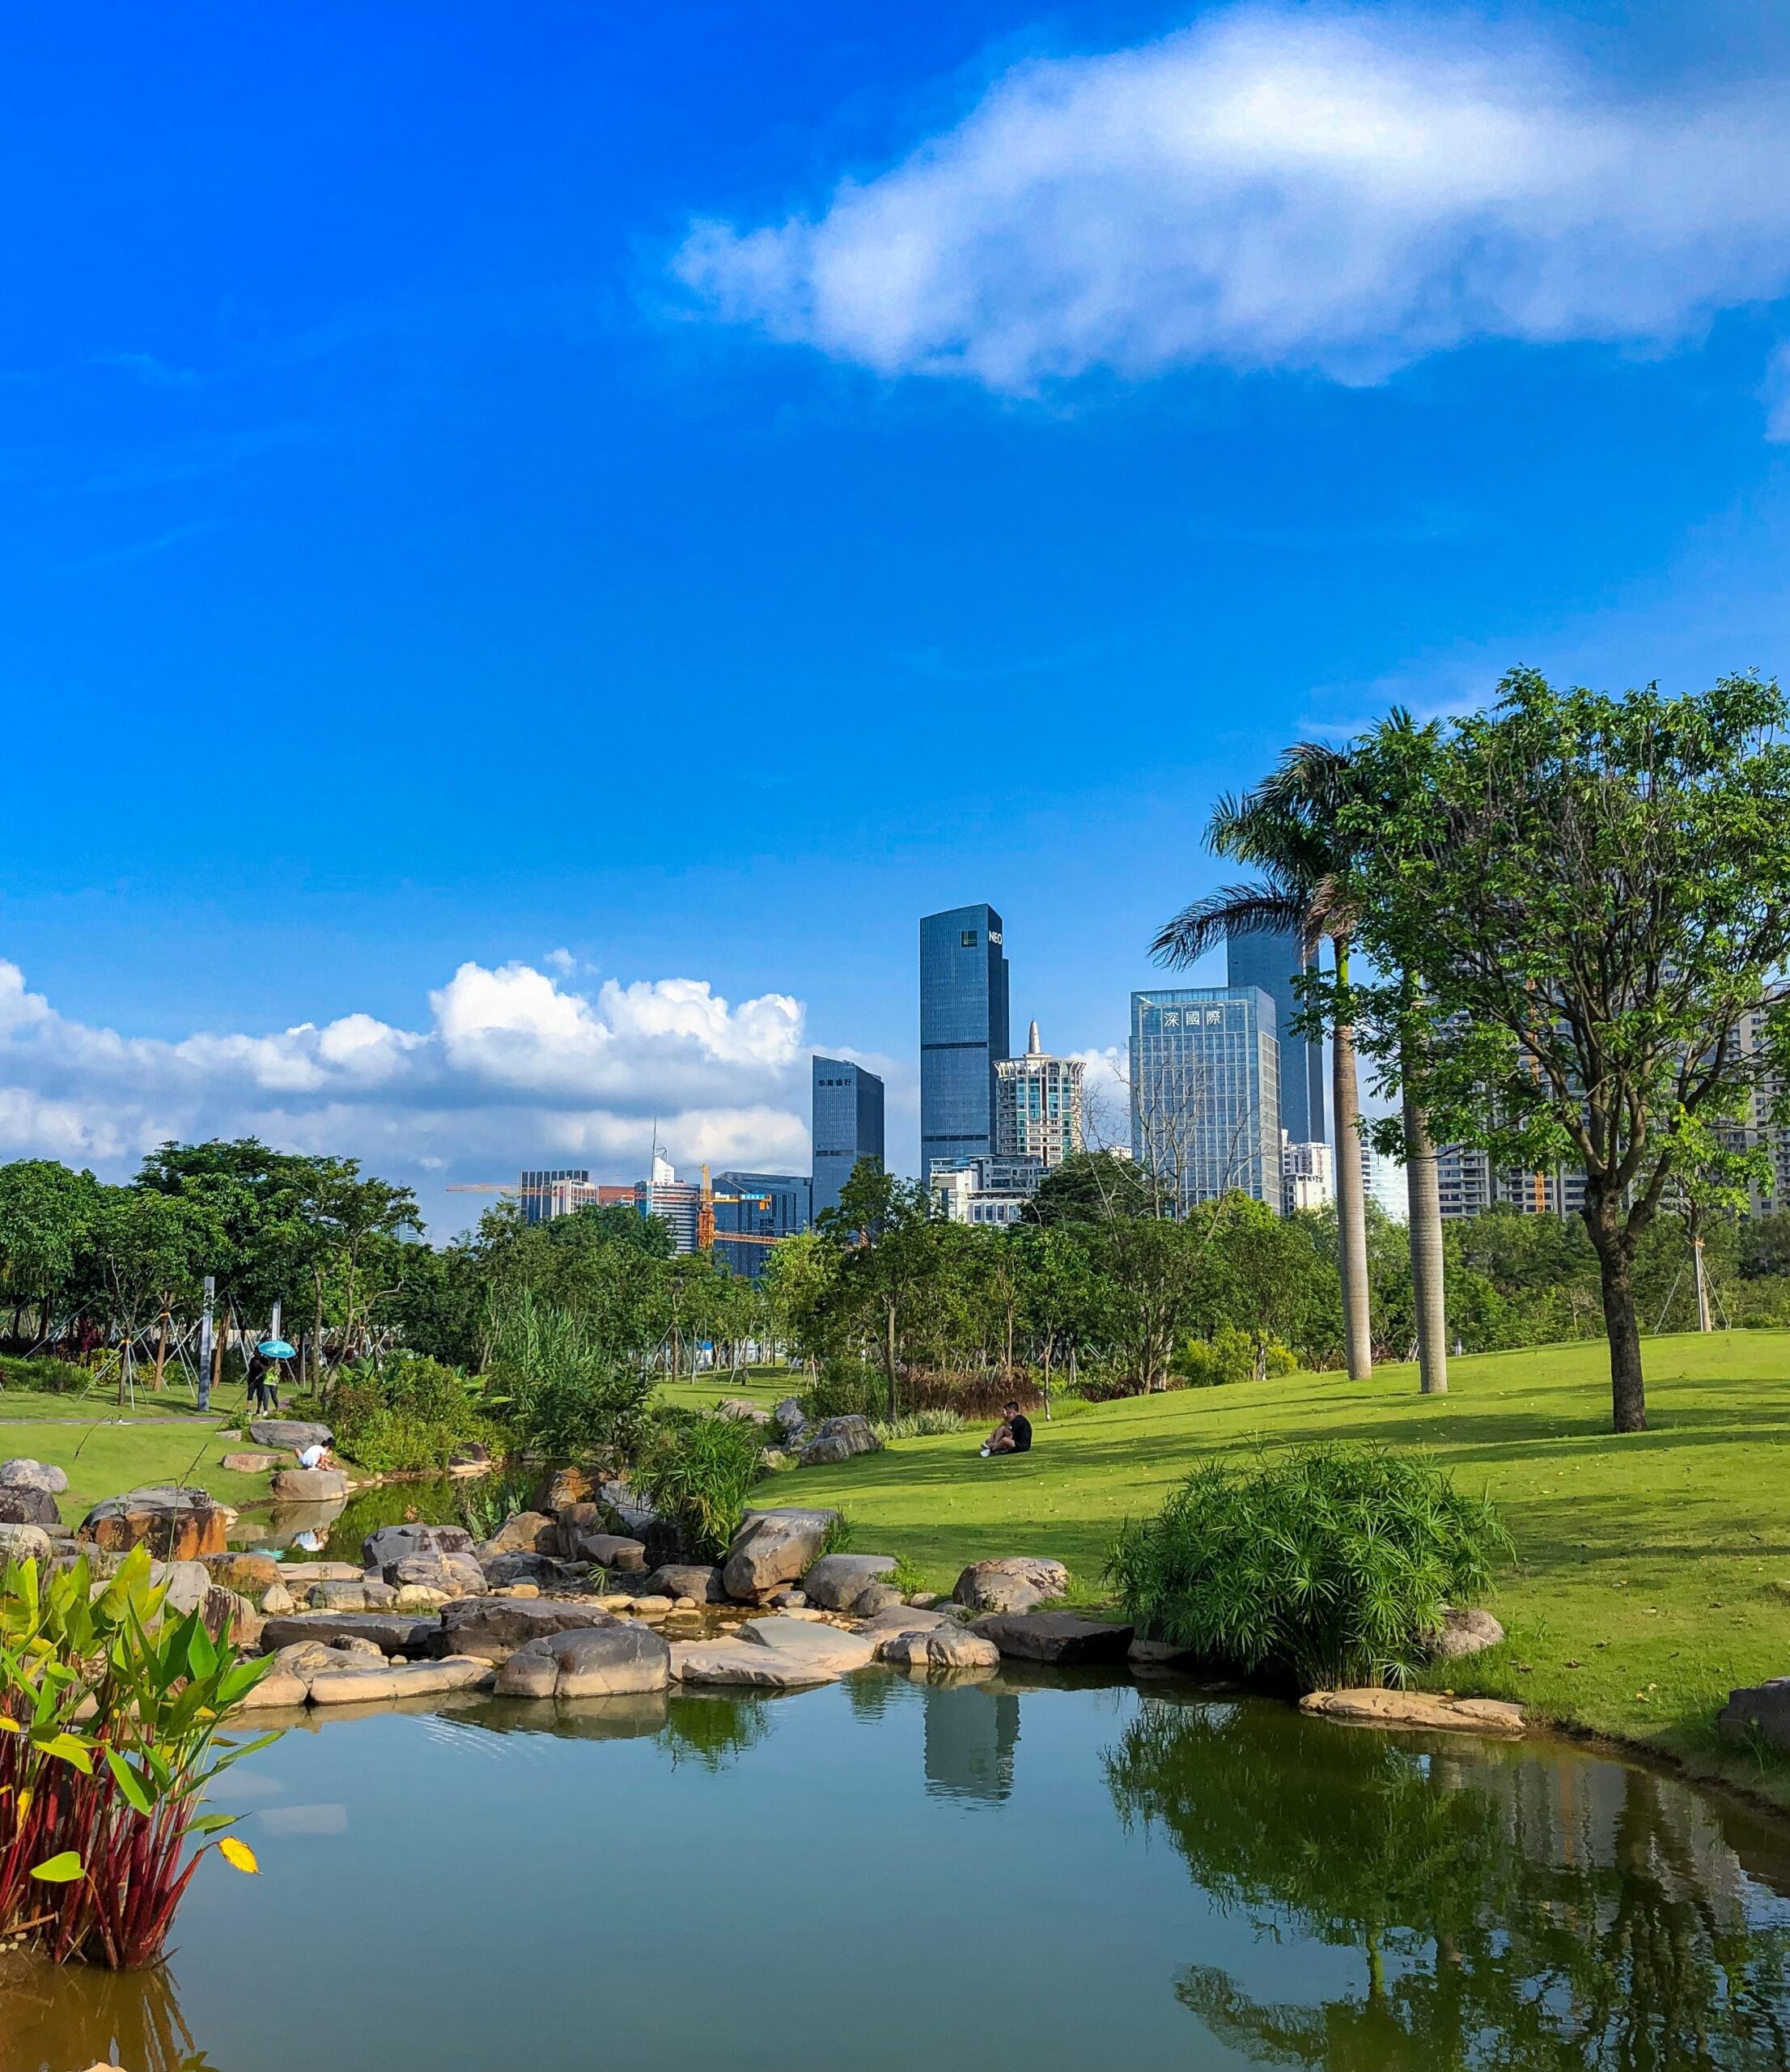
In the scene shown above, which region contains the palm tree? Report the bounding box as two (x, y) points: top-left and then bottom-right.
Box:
(1153, 744), (1374, 1381)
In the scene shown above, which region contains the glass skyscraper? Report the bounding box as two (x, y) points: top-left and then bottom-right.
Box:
(811, 1057), (885, 1219)
(1130, 986), (1282, 1209)
(919, 902), (1011, 1182)
(1225, 925), (1326, 1148)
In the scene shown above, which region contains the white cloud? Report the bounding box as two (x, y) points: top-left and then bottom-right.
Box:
(0, 957), (818, 1220)
(676, 8), (1790, 392)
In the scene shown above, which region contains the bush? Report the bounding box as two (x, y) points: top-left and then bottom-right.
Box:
(899, 1369), (1043, 1417)
(1108, 1444), (1513, 1690)
(1171, 1326), (1299, 1387)
(872, 1408), (966, 1441)
(800, 1359), (884, 1423)
(632, 1409), (766, 1560)
(0, 1353), (87, 1396)
(484, 1285), (651, 1458)
(329, 1354), (499, 1473)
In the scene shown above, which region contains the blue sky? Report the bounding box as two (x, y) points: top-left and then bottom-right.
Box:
(3, 1), (1789, 1229)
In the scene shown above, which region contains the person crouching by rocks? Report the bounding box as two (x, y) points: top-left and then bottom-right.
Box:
(979, 1400), (1033, 1458)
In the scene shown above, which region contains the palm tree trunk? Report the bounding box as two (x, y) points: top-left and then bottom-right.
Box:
(1332, 936), (1372, 1379)
(1401, 1081), (1448, 1394)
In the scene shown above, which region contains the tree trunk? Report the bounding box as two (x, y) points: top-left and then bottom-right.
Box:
(1585, 1194), (1646, 1432)
(151, 1307), (169, 1391)
(884, 1301), (898, 1421)
(1401, 1084), (1448, 1395)
(1331, 938), (1372, 1380)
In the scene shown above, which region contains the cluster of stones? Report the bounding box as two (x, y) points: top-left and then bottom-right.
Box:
(225, 1486), (1140, 1710)
(717, 1398), (884, 1471)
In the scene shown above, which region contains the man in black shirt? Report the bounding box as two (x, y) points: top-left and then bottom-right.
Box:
(981, 1399), (1033, 1456)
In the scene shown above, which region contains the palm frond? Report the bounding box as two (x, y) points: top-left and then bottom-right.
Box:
(1152, 881), (1307, 968)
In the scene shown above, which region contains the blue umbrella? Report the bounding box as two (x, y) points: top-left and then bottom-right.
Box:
(258, 1339), (296, 1359)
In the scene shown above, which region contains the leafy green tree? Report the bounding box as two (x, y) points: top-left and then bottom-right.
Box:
(1022, 1149), (1167, 1224)
(817, 1158), (934, 1417)
(1342, 670), (1790, 1431)
(0, 1159), (98, 1347)
(83, 1187), (218, 1397)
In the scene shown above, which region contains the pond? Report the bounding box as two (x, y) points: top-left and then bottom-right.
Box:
(7, 1671), (1790, 2071)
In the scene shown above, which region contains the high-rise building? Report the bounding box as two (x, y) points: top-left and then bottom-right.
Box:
(518, 1169), (590, 1225)
(920, 903), (1010, 1182)
(928, 1153), (1045, 1226)
(710, 1170), (812, 1280)
(1227, 926), (1327, 1146)
(1283, 1135), (1335, 1215)
(1433, 1143), (1584, 1220)
(812, 1057), (885, 1220)
(1130, 987), (1282, 1209)
(1361, 1136), (1408, 1223)
(995, 1021), (1084, 1167)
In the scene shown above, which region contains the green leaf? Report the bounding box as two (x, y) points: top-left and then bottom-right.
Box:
(29, 1850), (84, 1883)
(32, 1730), (94, 1773)
(189, 1811), (240, 1834)
(104, 1746), (154, 1815)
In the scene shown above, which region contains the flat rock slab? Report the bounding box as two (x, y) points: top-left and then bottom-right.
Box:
(670, 1638), (838, 1689)
(562, 1529), (648, 1571)
(259, 1611), (435, 1658)
(642, 1563), (726, 1603)
(740, 1614), (880, 1675)
(363, 1522), (474, 1576)
(249, 1420), (333, 1451)
(969, 1611), (1133, 1664)
(800, 1553), (897, 1611)
(494, 1623), (672, 1698)
(1128, 1638), (1196, 1668)
(307, 1656), (494, 1705)
(859, 1604), (949, 1635)
(1300, 1689), (1526, 1737)
(435, 1595), (625, 1662)
(277, 1561), (364, 1583)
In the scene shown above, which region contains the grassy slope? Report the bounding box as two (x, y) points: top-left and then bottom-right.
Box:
(0, 1382), (274, 1522)
(767, 1333), (1790, 1798)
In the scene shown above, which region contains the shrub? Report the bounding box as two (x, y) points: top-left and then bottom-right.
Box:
(632, 1410), (766, 1561)
(1171, 1326), (1298, 1387)
(799, 1359), (884, 1423)
(329, 1354), (498, 1473)
(1107, 1444), (1513, 1690)
(484, 1285), (651, 1458)
(898, 1369), (1044, 1417)
(0, 1353), (87, 1396)
(872, 1408), (966, 1441)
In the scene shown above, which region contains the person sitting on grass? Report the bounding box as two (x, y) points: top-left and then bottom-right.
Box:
(979, 1399), (1033, 1458)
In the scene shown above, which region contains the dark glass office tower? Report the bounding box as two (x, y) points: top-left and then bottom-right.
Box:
(811, 1058), (885, 1220)
(1226, 925), (1327, 1146)
(919, 903), (1011, 1182)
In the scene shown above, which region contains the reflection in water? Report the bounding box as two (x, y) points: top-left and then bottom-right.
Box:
(923, 1682), (1020, 1803)
(1105, 1697), (1790, 2070)
(0, 1950), (213, 2072)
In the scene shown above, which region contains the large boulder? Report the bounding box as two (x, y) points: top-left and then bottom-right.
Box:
(248, 1419), (332, 1452)
(1300, 1689), (1526, 1737)
(0, 1484), (62, 1528)
(800, 1553), (897, 1611)
(968, 1612), (1133, 1665)
(435, 1596), (628, 1663)
(79, 1486), (224, 1560)
(222, 1450), (280, 1474)
(952, 1557), (1070, 1615)
(738, 1614), (880, 1674)
(1424, 1607), (1506, 1661)
(799, 1416), (881, 1467)
(716, 1399), (771, 1426)
(480, 1549), (565, 1589)
(1, 1458), (69, 1496)
(559, 1522), (648, 1572)
(859, 1603), (948, 1636)
(593, 1477), (661, 1540)
(721, 1507), (840, 1602)
(880, 1624), (1001, 1674)
(772, 1397), (808, 1441)
(306, 1656), (493, 1706)
(271, 1467), (348, 1502)
(388, 1550), (485, 1596)
(0, 1522), (53, 1565)
(478, 1510), (558, 1559)
(641, 1563), (725, 1604)
(1718, 1679), (1790, 1751)
(536, 1464), (596, 1512)
(363, 1522), (474, 1577)
(494, 1624), (672, 1699)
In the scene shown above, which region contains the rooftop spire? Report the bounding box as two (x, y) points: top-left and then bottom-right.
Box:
(1028, 1019), (1041, 1056)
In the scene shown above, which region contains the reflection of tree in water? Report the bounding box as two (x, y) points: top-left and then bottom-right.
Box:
(0, 1950), (215, 2072)
(1105, 1698), (1790, 2070)
(656, 1690), (772, 1771)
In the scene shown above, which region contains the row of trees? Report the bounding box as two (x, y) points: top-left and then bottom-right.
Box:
(1159, 671), (1790, 1432)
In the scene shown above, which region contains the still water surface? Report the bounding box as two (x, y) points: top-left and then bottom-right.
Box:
(8, 1670), (1790, 2071)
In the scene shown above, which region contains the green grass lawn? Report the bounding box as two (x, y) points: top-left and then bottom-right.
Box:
(0, 1380), (276, 1523)
(771, 1331), (1790, 1802)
